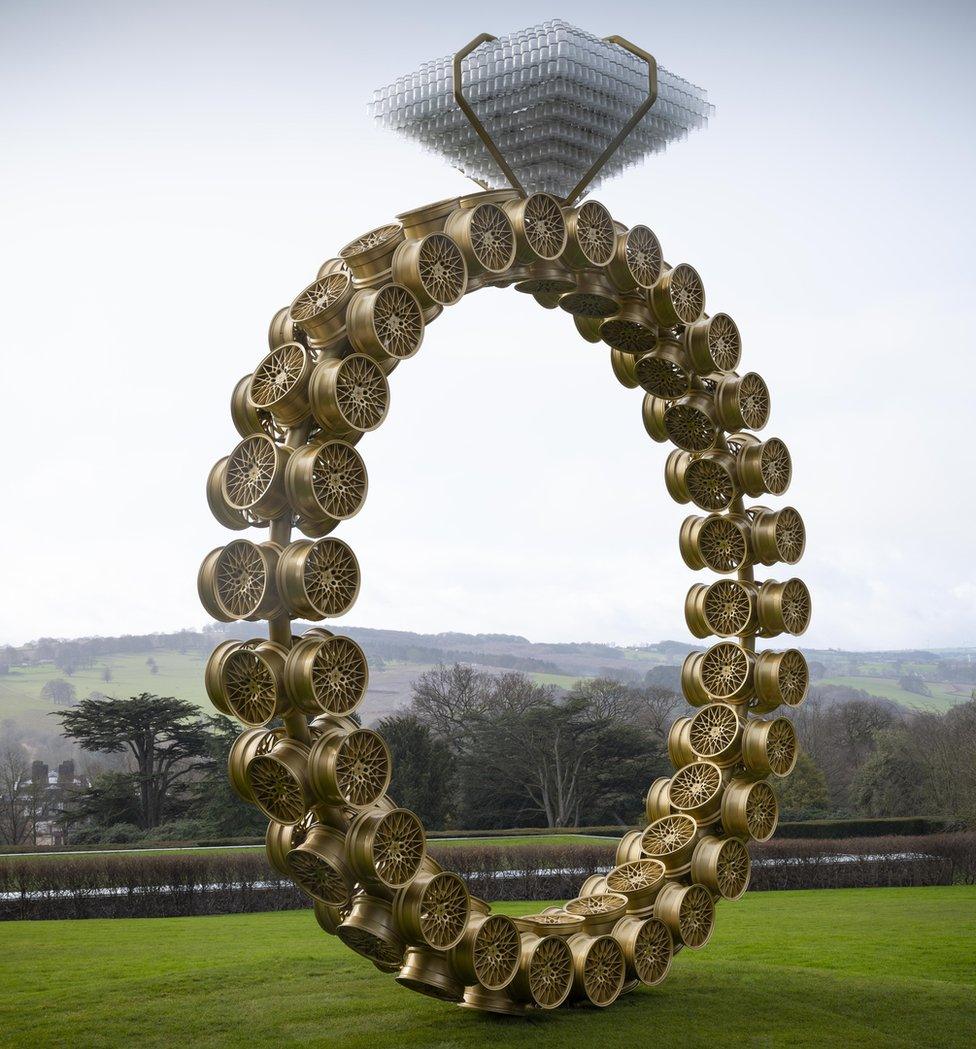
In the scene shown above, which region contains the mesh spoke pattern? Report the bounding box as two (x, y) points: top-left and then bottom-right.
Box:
(303, 538), (360, 617)
(528, 937), (574, 1008)
(290, 273), (350, 325)
(559, 290), (618, 317)
(703, 579), (754, 636)
(468, 204), (515, 271)
(636, 354), (691, 399)
(689, 703), (741, 760)
(341, 224), (401, 259)
(371, 284), (424, 358)
(601, 316), (656, 354)
(582, 937), (625, 1005)
(633, 918), (673, 984)
(372, 810), (425, 886)
(224, 436), (278, 511)
(745, 781), (779, 840)
(514, 276), (575, 295)
(222, 648), (278, 725)
(698, 516), (748, 572)
(669, 761), (722, 814)
(738, 373), (771, 430)
(522, 194), (566, 258)
(777, 649), (809, 706)
(715, 838), (751, 899)
(574, 201), (616, 265)
(624, 225), (663, 287)
(418, 873), (469, 949)
(565, 892), (628, 918)
(288, 850), (348, 906)
(215, 541), (269, 619)
(707, 314), (741, 371)
(417, 234), (466, 304)
(334, 729), (390, 806)
(665, 401), (718, 452)
(518, 912), (585, 934)
(774, 508), (806, 564)
(765, 718), (798, 775)
(606, 859), (665, 895)
(780, 578), (812, 634)
(310, 442), (367, 520)
(250, 344), (307, 410)
(473, 915), (521, 990)
(247, 756), (305, 824)
(686, 458), (736, 511)
(678, 885), (714, 947)
(641, 814), (696, 860)
(339, 925), (403, 967)
(700, 642), (752, 699)
(310, 635), (368, 714)
(335, 355), (388, 431)
(760, 438), (792, 494)
(668, 264), (705, 324)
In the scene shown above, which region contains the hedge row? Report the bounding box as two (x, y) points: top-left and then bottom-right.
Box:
(2, 833), (973, 921)
(1, 817), (961, 857)
(774, 817), (959, 839)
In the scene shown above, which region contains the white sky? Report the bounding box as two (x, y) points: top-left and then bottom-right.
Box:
(2, 0), (974, 650)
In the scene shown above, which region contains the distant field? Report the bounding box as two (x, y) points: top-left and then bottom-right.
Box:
(524, 672), (583, 689)
(820, 675), (969, 712)
(0, 652), (210, 732)
(1, 887), (972, 1047)
(4, 648), (972, 737)
(0, 652), (592, 735)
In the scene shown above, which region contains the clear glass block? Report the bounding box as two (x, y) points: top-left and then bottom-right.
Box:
(371, 19), (711, 197)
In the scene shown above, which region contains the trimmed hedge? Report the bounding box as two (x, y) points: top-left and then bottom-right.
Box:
(775, 817), (958, 839)
(0, 818), (961, 858)
(2, 833), (974, 920)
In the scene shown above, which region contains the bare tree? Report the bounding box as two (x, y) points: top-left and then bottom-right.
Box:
(0, 740), (33, 844)
(411, 664), (492, 750)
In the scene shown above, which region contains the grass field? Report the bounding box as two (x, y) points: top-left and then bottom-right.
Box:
(0, 654), (587, 735)
(7, 648), (973, 736)
(820, 675), (968, 712)
(0, 652), (210, 732)
(1, 887), (972, 1048)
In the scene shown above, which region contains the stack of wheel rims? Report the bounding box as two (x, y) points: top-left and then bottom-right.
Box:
(201, 189), (809, 1014)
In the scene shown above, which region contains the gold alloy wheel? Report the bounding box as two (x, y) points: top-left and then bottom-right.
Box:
(504, 193), (568, 262)
(679, 512), (750, 573)
(201, 195), (809, 1014)
(688, 703), (743, 766)
(283, 633), (369, 716)
(613, 915), (673, 985)
(686, 313), (741, 374)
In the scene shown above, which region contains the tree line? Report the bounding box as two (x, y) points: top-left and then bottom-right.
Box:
(0, 694), (263, 845)
(2, 668), (974, 846)
(379, 665), (976, 830)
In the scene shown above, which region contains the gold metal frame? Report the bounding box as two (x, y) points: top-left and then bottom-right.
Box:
(202, 158), (809, 1015)
(452, 33), (658, 206)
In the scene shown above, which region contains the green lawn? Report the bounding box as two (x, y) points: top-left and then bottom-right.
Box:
(1, 887), (972, 1047)
(820, 675), (968, 712)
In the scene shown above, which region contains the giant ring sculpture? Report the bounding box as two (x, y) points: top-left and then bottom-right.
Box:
(199, 21), (809, 1015)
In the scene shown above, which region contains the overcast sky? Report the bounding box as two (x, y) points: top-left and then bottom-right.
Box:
(2, 0), (974, 650)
